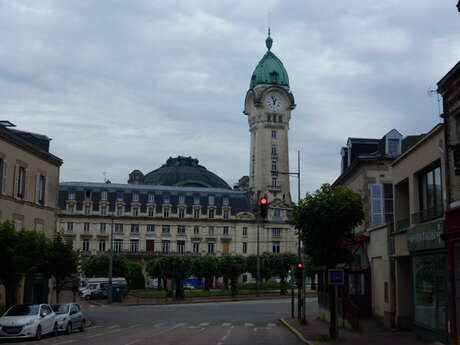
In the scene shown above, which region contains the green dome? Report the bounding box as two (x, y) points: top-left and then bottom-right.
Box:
(250, 32), (289, 89)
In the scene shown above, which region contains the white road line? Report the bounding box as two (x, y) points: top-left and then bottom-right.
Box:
(108, 324), (120, 329)
(106, 328), (122, 334)
(153, 322), (165, 327)
(124, 340), (141, 345)
(199, 322), (209, 326)
(128, 324), (141, 328)
(244, 323), (254, 327)
(222, 322), (232, 327)
(267, 323), (276, 327)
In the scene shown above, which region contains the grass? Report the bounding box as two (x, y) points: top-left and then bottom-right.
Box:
(129, 288), (281, 298)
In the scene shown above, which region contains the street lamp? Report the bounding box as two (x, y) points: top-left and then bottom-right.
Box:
(107, 209), (114, 303)
(272, 150), (305, 323)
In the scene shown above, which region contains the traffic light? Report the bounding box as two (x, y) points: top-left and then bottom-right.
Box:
(295, 262), (303, 288)
(259, 196), (269, 219)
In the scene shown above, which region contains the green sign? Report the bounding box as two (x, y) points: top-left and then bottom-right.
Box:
(408, 220), (444, 252)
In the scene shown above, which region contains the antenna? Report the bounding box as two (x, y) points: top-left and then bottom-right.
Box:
(427, 87), (442, 122)
(102, 171), (107, 183)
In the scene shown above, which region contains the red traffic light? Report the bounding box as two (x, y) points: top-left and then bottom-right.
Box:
(259, 197), (268, 205)
(297, 263), (303, 269)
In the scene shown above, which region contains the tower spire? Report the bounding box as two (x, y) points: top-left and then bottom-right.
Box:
(265, 27), (273, 51)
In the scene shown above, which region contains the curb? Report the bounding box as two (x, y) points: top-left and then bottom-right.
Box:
(280, 318), (315, 345)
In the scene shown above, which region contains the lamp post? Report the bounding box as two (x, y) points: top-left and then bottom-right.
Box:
(108, 210), (114, 303)
(273, 150), (304, 323)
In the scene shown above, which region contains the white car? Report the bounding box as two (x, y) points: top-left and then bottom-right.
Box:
(0, 304), (57, 340)
(52, 303), (85, 334)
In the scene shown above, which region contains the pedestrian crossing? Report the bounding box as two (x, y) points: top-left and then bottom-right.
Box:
(91, 321), (278, 329)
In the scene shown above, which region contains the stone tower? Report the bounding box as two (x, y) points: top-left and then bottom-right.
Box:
(243, 30), (295, 205)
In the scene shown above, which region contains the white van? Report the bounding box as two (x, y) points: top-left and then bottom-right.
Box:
(79, 278), (127, 299)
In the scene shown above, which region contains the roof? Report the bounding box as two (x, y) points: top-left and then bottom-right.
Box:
(0, 122), (62, 166)
(250, 31), (289, 89)
(143, 156), (232, 190)
(437, 60), (460, 92)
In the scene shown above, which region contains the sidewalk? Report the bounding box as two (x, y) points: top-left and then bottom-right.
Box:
(280, 316), (430, 345)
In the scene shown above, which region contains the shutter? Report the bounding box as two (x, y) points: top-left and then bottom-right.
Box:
(13, 164), (19, 198)
(35, 174), (40, 204)
(1, 160), (7, 195)
(43, 175), (47, 207)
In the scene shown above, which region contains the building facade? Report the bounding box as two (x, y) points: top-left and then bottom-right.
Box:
(0, 120), (63, 305)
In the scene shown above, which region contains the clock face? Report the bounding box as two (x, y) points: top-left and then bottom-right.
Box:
(265, 94), (283, 111)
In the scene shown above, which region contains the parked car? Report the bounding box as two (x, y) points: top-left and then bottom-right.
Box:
(0, 304), (57, 340)
(183, 284), (195, 290)
(52, 303), (85, 334)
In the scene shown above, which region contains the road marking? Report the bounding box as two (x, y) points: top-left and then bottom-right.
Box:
(124, 340), (141, 345)
(222, 322), (232, 327)
(199, 322), (209, 326)
(87, 325), (103, 329)
(87, 332), (103, 338)
(108, 324), (120, 329)
(267, 323), (276, 327)
(128, 324), (141, 328)
(106, 328), (122, 334)
(52, 340), (76, 345)
(244, 322), (254, 327)
(153, 322), (165, 327)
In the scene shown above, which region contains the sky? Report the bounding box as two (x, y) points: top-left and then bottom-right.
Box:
(1, 0), (459, 201)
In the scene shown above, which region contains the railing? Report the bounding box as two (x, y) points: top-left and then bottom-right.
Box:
(119, 251), (203, 258)
(411, 205), (444, 224)
(395, 218), (410, 232)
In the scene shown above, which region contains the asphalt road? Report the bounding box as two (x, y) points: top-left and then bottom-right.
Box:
(5, 298), (318, 345)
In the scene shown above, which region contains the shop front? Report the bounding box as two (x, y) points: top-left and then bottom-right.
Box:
(408, 220), (448, 343)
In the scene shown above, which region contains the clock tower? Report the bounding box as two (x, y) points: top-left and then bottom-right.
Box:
(243, 30), (295, 205)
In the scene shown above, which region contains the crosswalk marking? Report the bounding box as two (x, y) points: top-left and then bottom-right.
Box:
(153, 322), (165, 327)
(244, 322), (254, 327)
(222, 322), (232, 327)
(267, 323), (276, 327)
(199, 322), (209, 326)
(107, 324), (120, 329)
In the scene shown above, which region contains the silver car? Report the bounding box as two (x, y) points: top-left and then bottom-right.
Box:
(0, 304), (57, 340)
(52, 303), (85, 334)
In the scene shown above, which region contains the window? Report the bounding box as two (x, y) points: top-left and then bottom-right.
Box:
(208, 226), (214, 236)
(267, 115), (271, 122)
(148, 207), (154, 217)
(114, 223), (124, 233)
(243, 227), (247, 237)
(163, 208), (170, 218)
(67, 204), (75, 214)
(272, 241), (280, 253)
(193, 242), (200, 253)
(223, 210), (229, 220)
(132, 193), (139, 202)
(193, 226), (200, 235)
(272, 130), (277, 139)
(116, 205), (124, 217)
(162, 225), (170, 234)
(272, 177), (277, 187)
(147, 224), (155, 233)
(85, 190), (91, 200)
(132, 207), (139, 217)
(131, 224), (140, 233)
(130, 239), (139, 253)
(38, 175), (46, 205)
(194, 208), (200, 219)
(100, 205), (107, 216)
(272, 160), (277, 172)
(68, 191), (76, 200)
(387, 138), (401, 156)
(177, 240), (185, 253)
(243, 242), (247, 254)
(272, 228), (281, 238)
(223, 197), (229, 206)
(370, 184), (393, 226)
(16, 166), (26, 198)
(208, 242), (215, 254)
(223, 226), (229, 236)
(194, 197), (200, 204)
(179, 208), (185, 219)
(100, 223), (107, 233)
(146, 239), (155, 252)
(177, 226), (186, 234)
(0, 158), (5, 194)
(208, 195), (215, 205)
(67, 222), (74, 232)
(84, 223), (90, 233)
(116, 191), (123, 201)
(270, 71), (279, 83)
(164, 195), (170, 204)
(84, 204), (91, 216)
(82, 239), (90, 252)
(162, 240), (170, 254)
(101, 191), (108, 201)
(99, 239), (106, 252)
(271, 144), (277, 155)
(209, 208), (215, 219)
(148, 193), (155, 203)
(179, 195), (185, 204)
(419, 166), (443, 215)
(114, 239), (123, 252)
(278, 115), (282, 123)
(273, 209), (281, 219)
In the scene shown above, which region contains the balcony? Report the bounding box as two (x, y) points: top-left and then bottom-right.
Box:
(411, 205), (444, 225)
(119, 251), (202, 259)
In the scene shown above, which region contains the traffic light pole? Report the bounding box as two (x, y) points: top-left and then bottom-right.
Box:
(256, 216), (260, 297)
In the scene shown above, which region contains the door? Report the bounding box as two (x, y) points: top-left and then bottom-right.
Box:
(146, 240), (155, 253)
(222, 242), (229, 254)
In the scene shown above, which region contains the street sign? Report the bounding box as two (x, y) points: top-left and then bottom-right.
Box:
(328, 269), (345, 285)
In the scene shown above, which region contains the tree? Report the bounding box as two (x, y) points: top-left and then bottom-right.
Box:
(0, 221), (50, 308)
(44, 235), (78, 303)
(82, 254), (129, 278)
(146, 257), (167, 290)
(157, 255), (192, 300)
(291, 183), (364, 339)
(191, 256), (218, 290)
(245, 254), (273, 283)
(127, 261), (145, 290)
(267, 253), (297, 294)
(218, 255), (246, 297)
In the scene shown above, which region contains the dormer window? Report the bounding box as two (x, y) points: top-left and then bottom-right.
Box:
(68, 191), (76, 200)
(270, 71), (279, 83)
(208, 195), (215, 205)
(387, 138), (401, 156)
(101, 191), (108, 201)
(148, 193), (155, 203)
(179, 195), (185, 204)
(132, 192), (139, 202)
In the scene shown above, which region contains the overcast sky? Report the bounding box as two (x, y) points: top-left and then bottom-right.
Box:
(1, 1), (459, 200)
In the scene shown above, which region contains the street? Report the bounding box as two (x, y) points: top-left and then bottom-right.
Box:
(4, 298), (318, 345)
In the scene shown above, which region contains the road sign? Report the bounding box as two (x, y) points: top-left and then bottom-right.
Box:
(328, 269), (345, 285)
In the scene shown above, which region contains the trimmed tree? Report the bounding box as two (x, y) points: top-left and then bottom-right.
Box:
(146, 257), (167, 290)
(191, 255), (218, 290)
(267, 253), (297, 295)
(218, 255), (246, 297)
(82, 253), (129, 278)
(158, 255), (192, 300)
(127, 261), (145, 290)
(245, 254), (273, 283)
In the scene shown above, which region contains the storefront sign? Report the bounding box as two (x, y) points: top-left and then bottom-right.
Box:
(408, 220), (444, 252)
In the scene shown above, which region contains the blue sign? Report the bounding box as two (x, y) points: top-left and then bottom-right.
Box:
(328, 269), (345, 285)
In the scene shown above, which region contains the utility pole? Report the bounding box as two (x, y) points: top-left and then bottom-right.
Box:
(108, 210), (114, 303)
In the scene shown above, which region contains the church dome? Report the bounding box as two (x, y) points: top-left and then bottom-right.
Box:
(143, 156), (232, 190)
(250, 30), (289, 89)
